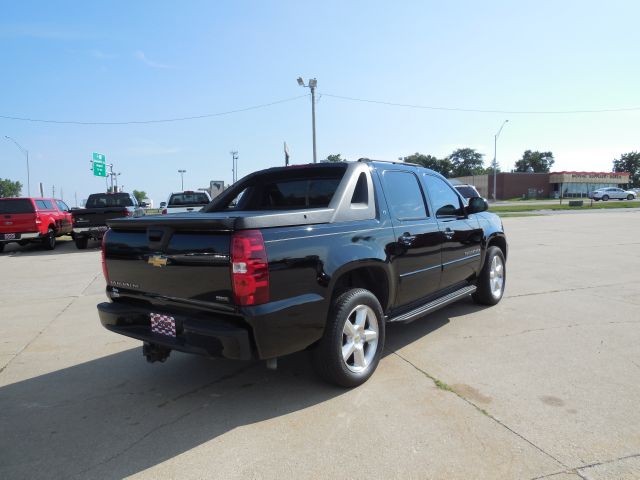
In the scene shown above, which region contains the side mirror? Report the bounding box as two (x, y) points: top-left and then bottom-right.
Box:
(467, 196), (488, 214)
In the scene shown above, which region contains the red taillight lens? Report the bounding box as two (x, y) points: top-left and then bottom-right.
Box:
(123, 209), (132, 217)
(161, 209), (167, 215)
(231, 230), (269, 306)
(101, 230), (110, 284)
(34, 214), (41, 224)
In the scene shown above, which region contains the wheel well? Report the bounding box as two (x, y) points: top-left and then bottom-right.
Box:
(488, 235), (507, 260)
(332, 266), (390, 312)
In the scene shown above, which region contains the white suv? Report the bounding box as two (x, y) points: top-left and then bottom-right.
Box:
(591, 187), (636, 201)
(161, 191), (212, 214)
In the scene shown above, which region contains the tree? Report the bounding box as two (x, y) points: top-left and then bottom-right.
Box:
(402, 153), (452, 177)
(132, 190), (147, 203)
(514, 150), (555, 173)
(613, 151), (640, 187)
(322, 154), (346, 163)
(0, 178), (22, 198)
(447, 148), (485, 177)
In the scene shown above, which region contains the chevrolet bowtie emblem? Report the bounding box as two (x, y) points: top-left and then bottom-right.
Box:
(148, 255), (169, 267)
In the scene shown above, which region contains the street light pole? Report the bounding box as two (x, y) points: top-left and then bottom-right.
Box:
(492, 120), (509, 202)
(178, 169), (186, 190)
(297, 77), (318, 163)
(4, 136), (31, 196)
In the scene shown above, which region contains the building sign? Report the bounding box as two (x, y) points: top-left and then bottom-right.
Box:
(549, 172), (629, 184)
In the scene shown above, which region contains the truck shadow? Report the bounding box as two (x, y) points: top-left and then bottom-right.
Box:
(0, 300), (484, 479)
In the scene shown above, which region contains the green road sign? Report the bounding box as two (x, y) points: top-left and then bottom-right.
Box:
(93, 161), (106, 177)
(93, 152), (106, 163)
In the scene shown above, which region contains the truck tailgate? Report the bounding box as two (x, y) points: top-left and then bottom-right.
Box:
(73, 208), (129, 227)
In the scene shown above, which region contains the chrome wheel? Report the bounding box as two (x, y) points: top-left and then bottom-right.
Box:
(341, 305), (379, 373)
(489, 255), (504, 298)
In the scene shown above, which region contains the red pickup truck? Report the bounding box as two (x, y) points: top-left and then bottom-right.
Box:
(0, 197), (73, 252)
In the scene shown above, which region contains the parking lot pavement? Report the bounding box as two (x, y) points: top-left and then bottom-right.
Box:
(1, 210), (639, 479)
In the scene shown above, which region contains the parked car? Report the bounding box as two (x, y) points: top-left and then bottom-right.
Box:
(0, 197), (72, 252)
(161, 191), (211, 214)
(98, 160), (507, 387)
(591, 187), (637, 201)
(453, 184), (482, 202)
(71, 192), (144, 249)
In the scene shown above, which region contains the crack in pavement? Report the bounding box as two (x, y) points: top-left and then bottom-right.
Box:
(387, 348), (568, 471)
(71, 363), (257, 479)
(530, 452), (640, 480)
(0, 273), (100, 376)
(505, 281), (630, 299)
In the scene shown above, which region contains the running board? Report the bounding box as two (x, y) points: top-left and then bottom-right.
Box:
(387, 285), (477, 323)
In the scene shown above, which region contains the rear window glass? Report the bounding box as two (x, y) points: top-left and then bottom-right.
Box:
(210, 166), (346, 211)
(0, 199), (35, 214)
(86, 194), (133, 208)
(168, 192), (210, 206)
(35, 200), (54, 210)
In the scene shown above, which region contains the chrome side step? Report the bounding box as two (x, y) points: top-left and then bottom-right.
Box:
(387, 285), (477, 323)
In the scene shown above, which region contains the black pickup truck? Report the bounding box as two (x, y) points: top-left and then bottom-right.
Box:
(98, 160), (507, 387)
(72, 192), (144, 249)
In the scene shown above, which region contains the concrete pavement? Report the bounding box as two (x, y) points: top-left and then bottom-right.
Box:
(1, 211), (639, 479)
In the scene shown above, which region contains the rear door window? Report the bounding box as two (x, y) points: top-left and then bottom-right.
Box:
(382, 171), (428, 220)
(35, 200), (54, 210)
(0, 199), (35, 214)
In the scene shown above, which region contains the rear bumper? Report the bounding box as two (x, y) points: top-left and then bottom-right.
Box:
(73, 226), (108, 237)
(0, 232), (41, 242)
(97, 301), (253, 360)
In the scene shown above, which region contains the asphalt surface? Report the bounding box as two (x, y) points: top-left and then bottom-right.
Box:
(1, 210), (639, 479)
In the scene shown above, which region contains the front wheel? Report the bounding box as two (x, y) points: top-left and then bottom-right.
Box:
(312, 288), (385, 387)
(473, 246), (506, 305)
(42, 228), (56, 250)
(602, 195), (609, 201)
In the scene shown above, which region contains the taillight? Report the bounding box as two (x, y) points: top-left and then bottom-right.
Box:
(101, 230), (110, 284)
(161, 208), (167, 215)
(124, 209), (132, 217)
(34, 214), (41, 224)
(231, 230), (269, 306)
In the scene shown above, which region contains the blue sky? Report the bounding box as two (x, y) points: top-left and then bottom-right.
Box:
(1, 0), (639, 205)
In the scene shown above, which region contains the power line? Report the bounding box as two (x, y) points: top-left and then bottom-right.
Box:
(0, 94), (309, 125)
(321, 93), (640, 115)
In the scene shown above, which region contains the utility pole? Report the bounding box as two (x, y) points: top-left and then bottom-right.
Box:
(178, 169), (186, 190)
(492, 120), (509, 202)
(297, 77), (318, 163)
(4, 136), (31, 196)
(230, 151), (239, 183)
(52, 185), (55, 198)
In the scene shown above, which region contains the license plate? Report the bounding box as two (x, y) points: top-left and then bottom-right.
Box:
(1, 233), (16, 240)
(150, 313), (176, 337)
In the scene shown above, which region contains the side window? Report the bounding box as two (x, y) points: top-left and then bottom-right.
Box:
(423, 175), (462, 218)
(382, 171), (427, 221)
(35, 200), (53, 210)
(56, 200), (69, 211)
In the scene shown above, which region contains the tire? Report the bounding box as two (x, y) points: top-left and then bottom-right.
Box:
(75, 236), (89, 249)
(602, 195), (609, 201)
(42, 227), (56, 250)
(0, 243), (4, 253)
(473, 246), (506, 306)
(18, 240), (29, 246)
(627, 194), (634, 201)
(312, 288), (385, 388)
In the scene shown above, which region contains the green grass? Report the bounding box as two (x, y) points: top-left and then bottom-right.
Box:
(489, 200), (640, 213)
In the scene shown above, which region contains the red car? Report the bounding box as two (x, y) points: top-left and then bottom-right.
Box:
(0, 197), (73, 252)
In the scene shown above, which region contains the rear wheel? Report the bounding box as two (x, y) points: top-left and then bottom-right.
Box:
(75, 236), (89, 249)
(18, 240), (29, 246)
(312, 288), (385, 387)
(0, 243), (4, 253)
(42, 228), (56, 250)
(627, 194), (634, 201)
(473, 246), (506, 305)
(602, 195), (609, 201)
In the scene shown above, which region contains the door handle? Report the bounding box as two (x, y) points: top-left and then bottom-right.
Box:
(398, 232), (416, 246)
(443, 228), (454, 240)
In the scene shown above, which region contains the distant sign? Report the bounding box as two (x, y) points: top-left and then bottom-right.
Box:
(93, 152), (106, 163)
(93, 161), (106, 177)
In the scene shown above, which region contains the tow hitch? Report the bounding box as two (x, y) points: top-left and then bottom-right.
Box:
(143, 342), (171, 363)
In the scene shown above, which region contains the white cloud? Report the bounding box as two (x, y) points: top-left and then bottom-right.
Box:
(133, 50), (173, 69)
(90, 49), (118, 60)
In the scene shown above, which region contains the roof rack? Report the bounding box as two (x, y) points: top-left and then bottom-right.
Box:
(357, 158), (420, 167)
